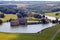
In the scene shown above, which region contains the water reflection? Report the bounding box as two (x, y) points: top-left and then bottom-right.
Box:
(0, 22), (56, 33)
(11, 25), (27, 29)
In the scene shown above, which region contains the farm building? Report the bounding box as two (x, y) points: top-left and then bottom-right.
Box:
(10, 19), (19, 26)
(10, 18), (27, 26)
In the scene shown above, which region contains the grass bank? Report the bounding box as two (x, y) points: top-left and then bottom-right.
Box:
(45, 12), (60, 18)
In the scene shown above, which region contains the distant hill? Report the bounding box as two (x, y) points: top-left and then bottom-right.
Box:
(0, 1), (60, 14)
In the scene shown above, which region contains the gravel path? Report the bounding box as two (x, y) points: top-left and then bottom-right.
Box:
(51, 29), (60, 40)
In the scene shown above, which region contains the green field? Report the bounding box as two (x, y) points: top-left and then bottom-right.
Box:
(0, 24), (60, 40)
(0, 14), (18, 22)
(45, 12), (60, 18)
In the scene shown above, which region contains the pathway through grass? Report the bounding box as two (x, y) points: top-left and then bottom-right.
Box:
(54, 32), (60, 40)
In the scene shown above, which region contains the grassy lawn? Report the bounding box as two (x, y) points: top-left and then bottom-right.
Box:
(45, 12), (60, 18)
(0, 14), (17, 22)
(54, 32), (60, 40)
(0, 24), (60, 40)
(0, 33), (18, 40)
(26, 17), (41, 23)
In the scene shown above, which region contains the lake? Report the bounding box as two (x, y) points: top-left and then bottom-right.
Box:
(0, 22), (56, 33)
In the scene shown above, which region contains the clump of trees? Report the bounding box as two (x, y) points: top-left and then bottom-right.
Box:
(34, 14), (42, 18)
(0, 19), (3, 25)
(52, 18), (59, 23)
(0, 14), (5, 18)
(55, 13), (60, 16)
(17, 8), (28, 18)
(41, 18), (48, 24)
(52, 8), (60, 12)
(0, 6), (18, 14)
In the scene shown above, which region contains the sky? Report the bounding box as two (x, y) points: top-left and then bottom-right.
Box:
(0, 0), (60, 1)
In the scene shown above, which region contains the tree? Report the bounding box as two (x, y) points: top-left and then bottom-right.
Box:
(34, 14), (42, 18)
(17, 8), (27, 17)
(0, 14), (5, 18)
